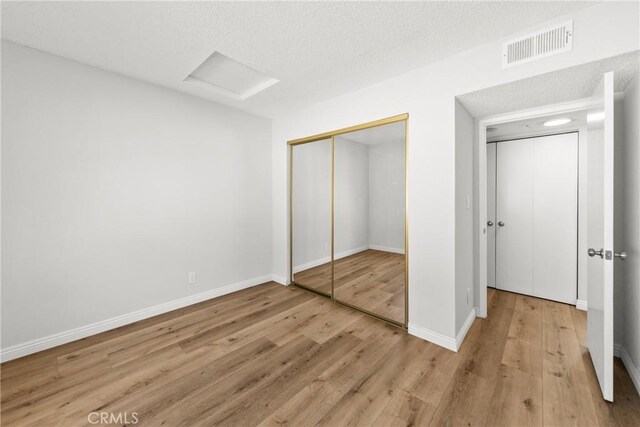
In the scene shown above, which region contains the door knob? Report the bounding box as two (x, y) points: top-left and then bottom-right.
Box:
(487, 221), (494, 226)
(614, 251), (627, 260)
(588, 248), (604, 259)
(498, 221), (505, 227)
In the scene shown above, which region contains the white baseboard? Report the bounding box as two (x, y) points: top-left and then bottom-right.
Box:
(456, 308), (477, 350)
(620, 346), (640, 397)
(408, 323), (457, 352)
(614, 343), (623, 358)
(0, 274), (272, 363)
(576, 299), (588, 311)
(368, 245), (405, 255)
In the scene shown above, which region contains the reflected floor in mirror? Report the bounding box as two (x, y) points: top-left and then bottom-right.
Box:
(294, 249), (404, 324)
(293, 263), (332, 295)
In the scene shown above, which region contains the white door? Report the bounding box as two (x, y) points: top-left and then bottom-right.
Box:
(487, 143), (497, 288)
(496, 133), (578, 303)
(496, 139), (534, 296)
(532, 134), (578, 304)
(586, 72), (615, 402)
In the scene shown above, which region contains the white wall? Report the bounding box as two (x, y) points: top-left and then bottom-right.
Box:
(578, 126), (588, 304)
(368, 140), (405, 253)
(1, 41), (273, 351)
(455, 100), (476, 334)
(271, 1), (639, 344)
(613, 97), (626, 348)
(620, 73), (640, 388)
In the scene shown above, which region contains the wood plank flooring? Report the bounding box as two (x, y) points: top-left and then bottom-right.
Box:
(2, 284), (639, 426)
(294, 249), (405, 323)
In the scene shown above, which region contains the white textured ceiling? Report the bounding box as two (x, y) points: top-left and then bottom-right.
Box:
(1, 1), (598, 118)
(458, 51), (640, 118)
(487, 110), (587, 142)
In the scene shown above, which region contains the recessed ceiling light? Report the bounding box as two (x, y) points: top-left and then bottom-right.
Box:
(184, 52), (279, 100)
(543, 118), (572, 127)
(587, 111), (605, 122)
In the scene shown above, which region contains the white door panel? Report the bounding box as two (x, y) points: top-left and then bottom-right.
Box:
(496, 140), (534, 295)
(587, 72), (615, 402)
(487, 143), (497, 288)
(496, 134), (578, 303)
(533, 133), (578, 304)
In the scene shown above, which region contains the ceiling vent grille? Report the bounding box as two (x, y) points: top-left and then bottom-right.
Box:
(502, 21), (573, 69)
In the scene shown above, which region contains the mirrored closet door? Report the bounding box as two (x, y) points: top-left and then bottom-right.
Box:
(334, 122), (406, 324)
(291, 138), (332, 296)
(289, 115), (407, 327)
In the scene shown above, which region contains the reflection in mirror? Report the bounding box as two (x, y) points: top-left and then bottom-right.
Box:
(334, 121), (406, 324)
(292, 138), (332, 295)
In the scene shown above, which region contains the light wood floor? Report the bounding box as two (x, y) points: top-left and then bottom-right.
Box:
(2, 284), (639, 426)
(294, 249), (405, 323)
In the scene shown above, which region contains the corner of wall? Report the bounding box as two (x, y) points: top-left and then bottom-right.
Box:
(454, 99), (477, 333)
(620, 345), (640, 397)
(271, 274), (288, 285)
(408, 323), (457, 352)
(455, 307), (477, 351)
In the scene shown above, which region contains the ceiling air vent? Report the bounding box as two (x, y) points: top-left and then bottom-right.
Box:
(502, 21), (573, 69)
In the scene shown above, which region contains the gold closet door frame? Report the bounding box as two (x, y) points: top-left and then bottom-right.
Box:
(289, 113), (409, 329)
(288, 139), (333, 299)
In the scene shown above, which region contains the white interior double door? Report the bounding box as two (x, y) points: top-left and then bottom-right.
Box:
(487, 132), (578, 304)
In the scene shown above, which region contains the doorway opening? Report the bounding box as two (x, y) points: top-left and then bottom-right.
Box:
(486, 124), (583, 306)
(457, 51), (640, 403)
(476, 99), (598, 318)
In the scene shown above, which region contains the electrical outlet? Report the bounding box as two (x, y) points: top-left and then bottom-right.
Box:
(188, 272), (197, 285)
